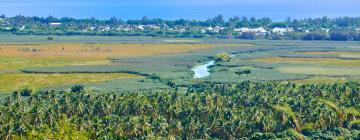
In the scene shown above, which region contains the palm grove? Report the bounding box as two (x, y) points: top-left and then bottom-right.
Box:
(1, 14), (360, 41)
(1, 81), (360, 139)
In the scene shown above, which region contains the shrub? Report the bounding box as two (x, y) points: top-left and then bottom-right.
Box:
(215, 53), (232, 62)
(71, 84), (85, 93)
(47, 36), (55, 40)
(235, 69), (251, 75)
(19, 87), (33, 96)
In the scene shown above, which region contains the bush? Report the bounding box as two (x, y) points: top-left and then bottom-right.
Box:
(302, 31), (328, 40)
(71, 84), (85, 93)
(238, 32), (257, 40)
(47, 36), (55, 40)
(235, 69), (251, 75)
(215, 53), (232, 62)
(19, 87), (33, 96)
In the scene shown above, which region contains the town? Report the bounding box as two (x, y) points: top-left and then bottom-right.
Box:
(1, 15), (360, 41)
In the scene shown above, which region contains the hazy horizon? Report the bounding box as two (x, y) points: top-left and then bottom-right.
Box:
(1, 0), (360, 21)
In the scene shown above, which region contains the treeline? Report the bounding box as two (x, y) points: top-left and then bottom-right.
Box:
(1, 14), (360, 41)
(1, 81), (360, 139)
(2, 14), (360, 28)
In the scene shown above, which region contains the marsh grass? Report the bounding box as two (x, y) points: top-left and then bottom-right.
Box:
(277, 66), (360, 76)
(0, 73), (141, 93)
(255, 57), (360, 67)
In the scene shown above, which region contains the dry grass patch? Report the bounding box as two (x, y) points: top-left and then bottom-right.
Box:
(0, 43), (220, 71)
(0, 73), (141, 92)
(296, 51), (360, 59)
(255, 57), (360, 67)
(0, 43), (215, 57)
(277, 66), (360, 76)
(0, 56), (109, 71)
(296, 51), (360, 55)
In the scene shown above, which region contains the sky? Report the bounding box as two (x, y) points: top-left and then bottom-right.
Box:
(0, 0), (359, 21)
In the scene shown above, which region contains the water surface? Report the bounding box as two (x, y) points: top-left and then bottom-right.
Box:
(192, 61), (215, 78)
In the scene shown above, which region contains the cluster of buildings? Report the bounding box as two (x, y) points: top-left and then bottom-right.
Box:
(48, 22), (296, 35)
(4, 21), (360, 37)
(233, 27), (295, 36)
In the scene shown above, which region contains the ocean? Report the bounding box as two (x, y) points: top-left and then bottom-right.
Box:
(1, 2), (359, 21)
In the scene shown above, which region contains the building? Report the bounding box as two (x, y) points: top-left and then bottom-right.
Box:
(234, 27), (267, 35)
(271, 28), (294, 35)
(50, 22), (62, 27)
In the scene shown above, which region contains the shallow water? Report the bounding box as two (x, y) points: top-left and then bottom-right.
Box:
(192, 61), (215, 78)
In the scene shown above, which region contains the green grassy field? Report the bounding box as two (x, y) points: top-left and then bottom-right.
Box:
(1, 34), (360, 94)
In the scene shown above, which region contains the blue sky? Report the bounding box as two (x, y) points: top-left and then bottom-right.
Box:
(1, 0), (359, 20)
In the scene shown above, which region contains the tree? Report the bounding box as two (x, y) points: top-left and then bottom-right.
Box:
(211, 15), (224, 26)
(0, 14), (6, 19)
(302, 30), (328, 40)
(70, 84), (84, 93)
(238, 32), (256, 40)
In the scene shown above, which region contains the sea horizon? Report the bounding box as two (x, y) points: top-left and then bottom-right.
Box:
(1, 1), (360, 21)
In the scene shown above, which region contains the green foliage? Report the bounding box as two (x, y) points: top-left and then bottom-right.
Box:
(215, 53), (232, 62)
(235, 69), (251, 76)
(47, 36), (55, 40)
(2, 15), (360, 40)
(70, 84), (84, 93)
(1, 81), (360, 139)
(19, 87), (34, 97)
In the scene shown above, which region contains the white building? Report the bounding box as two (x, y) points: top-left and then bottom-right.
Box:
(234, 27), (267, 35)
(355, 28), (360, 33)
(234, 27), (250, 33)
(271, 28), (294, 35)
(206, 27), (214, 31)
(137, 25), (145, 30)
(321, 28), (330, 33)
(19, 26), (25, 31)
(50, 22), (62, 27)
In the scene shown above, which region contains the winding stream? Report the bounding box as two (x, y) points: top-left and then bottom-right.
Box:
(192, 61), (215, 78)
(192, 54), (236, 78)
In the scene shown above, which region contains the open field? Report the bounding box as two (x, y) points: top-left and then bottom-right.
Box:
(0, 40), (255, 93)
(277, 66), (360, 76)
(0, 43), (217, 71)
(1, 35), (360, 94)
(0, 43), (218, 57)
(254, 57), (360, 67)
(0, 73), (141, 92)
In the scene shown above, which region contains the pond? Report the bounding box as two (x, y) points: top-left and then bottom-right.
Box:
(192, 60), (215, 78)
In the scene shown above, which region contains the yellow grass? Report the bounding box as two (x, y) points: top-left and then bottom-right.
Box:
(277, 66), (360, 76)
(0, 56), (109, 71)
(297, 51), (360, 59)
(0, 43), (219, 71)
(0, 73), (141, 93)
(255, 57), (360, 67)
(0, 43), (255, 92)
(0, 43), (216, 57)
(296, 51), (360, 56)
(215, 44), (255, 47)
(163, 39), (200, 43)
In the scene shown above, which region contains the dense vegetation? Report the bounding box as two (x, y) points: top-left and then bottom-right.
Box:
(1, 14), (360, 40)
(1, 81), (360, 139)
